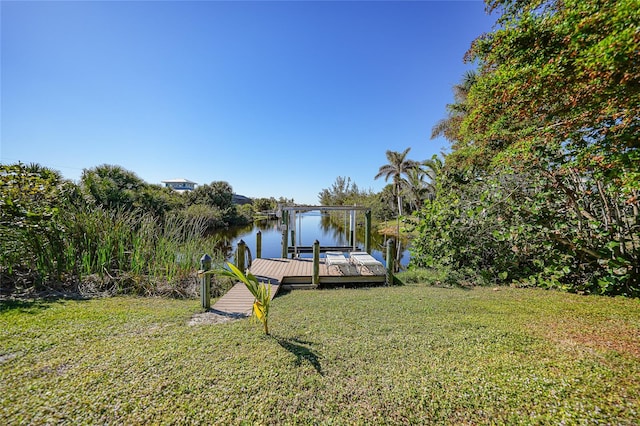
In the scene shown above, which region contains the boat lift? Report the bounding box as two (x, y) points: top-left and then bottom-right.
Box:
(277, 205), (372, 258)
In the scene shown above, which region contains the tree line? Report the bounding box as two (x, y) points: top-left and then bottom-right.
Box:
(0, 162), (289, 295)
(318, 150), (441, 224)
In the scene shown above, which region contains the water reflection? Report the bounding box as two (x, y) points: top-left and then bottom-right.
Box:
(210, 212), (410, 269)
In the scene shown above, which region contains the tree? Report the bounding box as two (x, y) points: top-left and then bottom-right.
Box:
(186, 181), (234, 210)
(401, 167), (427, 212)
(318, 176), (360, 206)
(81, 164), (145, 211)
(401, 158), (443, 212)
(0, 163), (74, 283)
(184, 181), (250, 228)
(374, 148), (419, 217)
(431, 70), (477, 147)
(462, 0), (639, 181)
(421, 155), (443, 201)
(415, 0), (639, 295)
(375, 148), (420, 262)
(1, 163), (65, 227)
(80, 164), (183, 219)
(375, 184), (398, 221)
(252, 197), (277, 213)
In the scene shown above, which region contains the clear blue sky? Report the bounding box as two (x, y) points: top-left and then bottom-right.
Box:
(1, 0), (496, 205)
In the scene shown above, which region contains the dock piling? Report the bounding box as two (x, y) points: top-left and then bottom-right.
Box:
(237, 240), (246, 272)
(312, 240), (320, 286)
(385, 239), (395, 286)
(199, 253), (212, 309)
(256, 231), (262, 259)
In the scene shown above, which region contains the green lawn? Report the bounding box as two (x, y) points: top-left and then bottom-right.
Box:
(2, 286), (639, 425)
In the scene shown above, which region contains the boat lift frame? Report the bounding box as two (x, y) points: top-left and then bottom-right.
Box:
(277, 205), (373, 258)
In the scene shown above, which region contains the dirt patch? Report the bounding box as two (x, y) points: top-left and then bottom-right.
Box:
(0, 352), (21, 364)
(188, 310), (248, 326)
(536, 318), (640, 359)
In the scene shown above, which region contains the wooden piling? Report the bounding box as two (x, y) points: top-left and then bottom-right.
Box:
(312, 240), (320, 286)
(281, 210), (288, 258)
(256, 230), (262, 259)
(385, 239), (394, 286)
(237, 239), (246, 272)
(365, 210), (372, 253)
(199, 253), (212, 309)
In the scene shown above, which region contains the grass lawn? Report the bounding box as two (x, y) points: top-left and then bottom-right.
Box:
(2, 285), (639, 425)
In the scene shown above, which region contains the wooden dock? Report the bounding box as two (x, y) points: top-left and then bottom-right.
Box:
(211, 258), (385, 316)
(250, 257), (385, 288)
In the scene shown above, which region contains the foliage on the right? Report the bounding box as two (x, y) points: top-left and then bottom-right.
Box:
(412, 0), (639, 296)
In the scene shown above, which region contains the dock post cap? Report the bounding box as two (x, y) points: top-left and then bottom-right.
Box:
(200, 253), (212, 270)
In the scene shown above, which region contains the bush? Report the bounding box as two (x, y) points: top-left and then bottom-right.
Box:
(410, 167), (639, 296)
(176, 204), (227, 232)
(398, 266), (481, 288)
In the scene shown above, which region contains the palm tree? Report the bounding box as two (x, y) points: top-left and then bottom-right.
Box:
(399, 154), (444, 210)
(375, 148), (419, 257)
(375, 148), (419, 217)
(421, 155), (444, 201)
(431, 70), (477, 145)
(25, 162), (63, 182)
(401, 166), (427, 212)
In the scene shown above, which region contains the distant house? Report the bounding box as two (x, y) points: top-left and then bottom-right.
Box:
(162, 178), (197, 193)
(232, 194), (253, 205)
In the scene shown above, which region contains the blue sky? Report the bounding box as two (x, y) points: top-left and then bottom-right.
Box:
(1, 1), (496, 205)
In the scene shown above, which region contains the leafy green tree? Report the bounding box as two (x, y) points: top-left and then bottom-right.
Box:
(412, 168), (562, 287)
(0, 163), (75, 283)
(81, 164), (183, 220)
(185, 181), (249, 228)
(81, 164), (145, 211)
(318, 176), (361, 206)
(375, 148), (421, 262)
(252, 197), (278, 213)
(461, 0), (639, 180)
(136, 184), (185, 219)
(415, 0), (639, 295)
(276, 197), (295, 206)
(1, 163), (64, 227)
(375, 184), (398, 221)
(186, 181), (233, 210)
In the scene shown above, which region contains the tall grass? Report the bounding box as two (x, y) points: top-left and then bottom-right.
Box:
(1, 207), (224, 296)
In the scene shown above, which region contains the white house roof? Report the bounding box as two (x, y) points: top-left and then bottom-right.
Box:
(161, 178), (198, 184)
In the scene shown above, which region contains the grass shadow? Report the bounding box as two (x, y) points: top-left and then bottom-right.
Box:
(274, 336), (323, 376)
(0, 290), (90, 313)
(272, 287), (293, 299)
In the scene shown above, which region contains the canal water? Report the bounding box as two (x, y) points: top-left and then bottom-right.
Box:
(214, 211), (410, 268)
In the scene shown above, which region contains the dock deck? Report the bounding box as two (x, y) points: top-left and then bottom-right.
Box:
(211, 257), (385, 316)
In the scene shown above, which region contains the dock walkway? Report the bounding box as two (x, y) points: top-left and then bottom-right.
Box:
(210, 257), (385, 316)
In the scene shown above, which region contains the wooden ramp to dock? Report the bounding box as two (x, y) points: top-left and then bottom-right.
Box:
(211, 258), (385, 316)
(210, 271), (281, 317)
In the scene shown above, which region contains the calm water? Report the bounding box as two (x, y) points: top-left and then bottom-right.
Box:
(213, 211), (410, 268)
